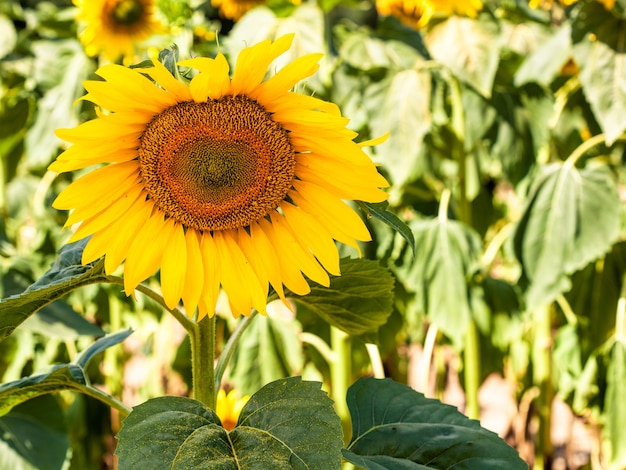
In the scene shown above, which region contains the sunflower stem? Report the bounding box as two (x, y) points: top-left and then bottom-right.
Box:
(214, 311), (259, 392)
(190, 315), (217, 410)
(330, 326), (351, 444)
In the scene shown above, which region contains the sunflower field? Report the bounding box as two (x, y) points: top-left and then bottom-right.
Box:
(1, 0), (626, 468)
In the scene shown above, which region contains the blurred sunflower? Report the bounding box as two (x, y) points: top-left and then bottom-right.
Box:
(375, 0), (433, 28)
(211, 0), (266, 20)
(216, 389), (249, 430)
(430, 0), (482, 17)
(50, 34), (389, 319)
(74, 0), (163, 63)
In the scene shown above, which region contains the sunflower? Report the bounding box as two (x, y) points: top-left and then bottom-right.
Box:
(430, 0), (482, 18)
(50, 34), (389, 319)
(74, 0), (163, 63)
(211, 0), (267, 20)
(216, 389), (249, 430)
(376, 0), (434, 28)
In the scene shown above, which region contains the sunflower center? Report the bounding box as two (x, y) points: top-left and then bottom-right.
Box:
(138, 96), (296, 231)
(111, 0), (144, 25)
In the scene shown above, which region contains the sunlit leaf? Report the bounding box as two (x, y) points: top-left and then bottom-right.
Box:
(289, 258), (394, 339)
(514, 24), (572, 86)
(425, 17), (502, 97)
(513, 162), (621, 310)
(572, 3), (626, 144)
(116, 377), (343, 469)
(343, 377), (527, 469)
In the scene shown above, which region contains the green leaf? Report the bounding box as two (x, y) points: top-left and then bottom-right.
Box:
(400, 218), (482, 347)
(513, 162), (621, 310)
(514, 24), (572, 87)
(75, 329), (133, 369)
(0, 365), (86, 416)
(289, 258), (394, 338)
(363, 67), (432, 193)
(358, 201), (415, 255)
(343, 377), (527, 469)
(425, 17), (502, 97)
(0, 239), (108, 343)
(605, 340), (626, 468)
(229, 315), (304, 396)
(572, 3), (626, 144)
(116, 377), (343, 470)
(0, 395), (69, 470)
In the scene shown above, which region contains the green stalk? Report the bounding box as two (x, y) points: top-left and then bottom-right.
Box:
(448, 76), (481, 421)
(73, 382), (132, 419)
(532, 304), (553, 470)
(330, 326), (351, 444)
(190, 315), (217, 410)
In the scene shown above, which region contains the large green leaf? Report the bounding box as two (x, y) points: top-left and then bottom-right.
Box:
(343, 377), (527, 469)
(0, 395), (69, 470)
(425, 17), (502, 97)
(289, 258), (394, 339)
(0, 239), (108, 343)
(228, 314), (304, 396)
(605, 340), (626, 469)
(513, 162), (621, 310)
(399, 218), (482, 346)
(116, 377), (343, 469)
(572, 3), (626, 144)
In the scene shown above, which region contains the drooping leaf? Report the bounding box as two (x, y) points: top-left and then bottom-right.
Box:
(425, 16), (502, 97)
(289, 258), (394, 339)
(228, 314), (304, 396)
(604, 340), (626, 469)
(572, 3), (626, 144)
(0, 239), (108, 343)
(399, 218), (482, 347)
(75, 329), (133, 369)
(116, 377), (343, 470)
(358, 201), (415, 255)
(0, 330), (131, 415)
(0, 395), (69, 470)
(343, 377), (527, 469)
(513, 162), (621, 310)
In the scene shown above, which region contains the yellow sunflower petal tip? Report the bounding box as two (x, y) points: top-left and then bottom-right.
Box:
(51, 35), (389, 319)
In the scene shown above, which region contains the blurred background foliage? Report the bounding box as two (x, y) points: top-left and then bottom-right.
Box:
(1, 0), (626, 468)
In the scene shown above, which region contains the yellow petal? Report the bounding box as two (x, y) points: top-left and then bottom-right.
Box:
(53, 161), (139, 210)
(269, 212), (329, 287)
(181, 230), (205, 317)
(290, 134), (373, 166)
(231, 34), (294, 96)
(160, 221), (187, 310)
(184, 54), (231, 101)
(67, 182), (143, 241)
(258, 218), (310, 296)
(124, 211), (174, 295)
(358, 132), (390, 147)
(281, 203), (340, 276)
(198, 233), (221, 319)
(254, 53), (322, 103)
(213, 230), (267, 316)
(145, 59), (193, 102)
(50, 146), (138, 173)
